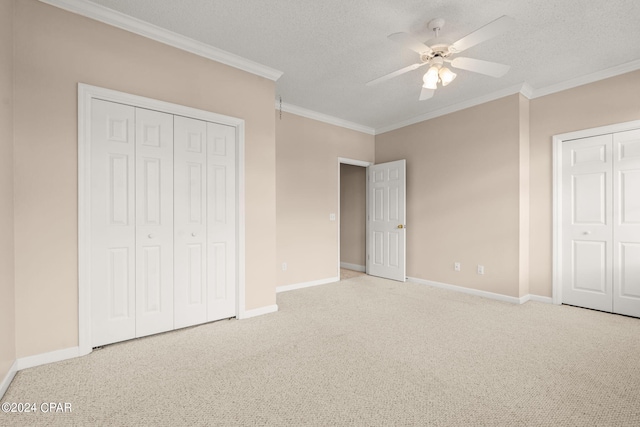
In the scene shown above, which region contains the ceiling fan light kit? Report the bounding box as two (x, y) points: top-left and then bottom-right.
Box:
(421, 65), (456, 89)
(367, 15), (515, 101)
(421, 55), (457, 89)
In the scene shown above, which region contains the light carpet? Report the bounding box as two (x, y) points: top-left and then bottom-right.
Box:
(2, 275), (640, 426)
(340, 268), (366, 280)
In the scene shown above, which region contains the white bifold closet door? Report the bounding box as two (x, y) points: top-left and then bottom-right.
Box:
(91, 101), (175, 346)
(91, 100), (137, 346)
(612, 129), (640, 317)
(561, 129), (640, 318)
(135, 108), (174, 337)
(206, 122), (237, 320)
(174, 116), (208, 328)
(91, 99), (237, 347)
(173, 118), (237, 328)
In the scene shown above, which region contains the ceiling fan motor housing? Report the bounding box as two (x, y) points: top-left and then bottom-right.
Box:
(430, 56), (444, 67)
(421, 49), (449, 65)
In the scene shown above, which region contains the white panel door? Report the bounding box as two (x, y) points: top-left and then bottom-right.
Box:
(206, 122), (236, 320)
(561, 135), (613, 312)
(613, 129), (640, 317)
(91, 99), (136, 347)
(367, 160), (406, 282)
(135, 107), (174, 337)
(174, 115), (208, 329)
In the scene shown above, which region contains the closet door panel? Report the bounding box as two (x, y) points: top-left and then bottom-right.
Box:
(207, 123), (236, 320)
(135, 107), (174, 337)
(174, 116), (208, 328)
(561, 135), (613, 312)
(91, 99), (136, 347)
(613, 129), (640, 317)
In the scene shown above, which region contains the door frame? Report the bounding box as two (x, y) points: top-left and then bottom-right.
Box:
(337, 157), (373, 276)
(78, 83), (246, 356)
(552, 119), (640, 305)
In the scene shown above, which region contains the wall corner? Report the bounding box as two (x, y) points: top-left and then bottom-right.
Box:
(0, 0), (17, 396)
(518, 94), (531, 298)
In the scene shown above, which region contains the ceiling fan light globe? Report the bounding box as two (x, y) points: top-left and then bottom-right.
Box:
(423, 66), (438, 78)
(423, 66), (439, 88)
(439, 67), (457, 86)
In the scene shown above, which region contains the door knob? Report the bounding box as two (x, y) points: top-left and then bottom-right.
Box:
(583, 231), (592, 235)
(397, 224), (404, 229)
(148, 234), (155, 239)
(191, 232), (197, 237)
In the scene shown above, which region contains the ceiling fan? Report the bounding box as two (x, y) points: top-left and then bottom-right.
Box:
(367, 16), (515, 100)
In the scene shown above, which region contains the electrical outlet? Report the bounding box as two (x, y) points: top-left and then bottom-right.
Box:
(329, 213), (336, 221)
(477, 265), (484, 275)
(454, 262), (461, 272)
(282, 262), (287, 271)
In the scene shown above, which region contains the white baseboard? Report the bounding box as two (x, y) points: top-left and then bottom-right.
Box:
(408, 277), (555, 305)
(340, 262), (365, 272)
(238, 304), (278, 319)
(276, 276), (339, 293)
(0, 360), (18, 399)
(526, 294), (554, 304)
(408, 277), (526, 304)
(16, 346), (81, 371)
(0, 346), (82, 398)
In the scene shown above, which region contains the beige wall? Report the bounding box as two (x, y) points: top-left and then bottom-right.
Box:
(13, 0), (276, 358)
(340, 164), (366, 267)
(276, 112), (374, 286)
(0, 0), (16, 382)
(376, 95), (525, 297)
(529, 70), (640, 297)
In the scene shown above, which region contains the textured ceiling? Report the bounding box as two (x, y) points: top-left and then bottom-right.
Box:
(87, 0), (640, 131)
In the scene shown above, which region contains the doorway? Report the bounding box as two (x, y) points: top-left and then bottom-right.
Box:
(338, 158), (371, 279)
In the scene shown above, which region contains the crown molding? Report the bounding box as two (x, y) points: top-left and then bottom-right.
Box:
(519, 82), (535, 99)
(375, 83), (528, 135)
(528, 58), (640, 99)
(277, 101), (376, 135)
(38, 0), (283, 81)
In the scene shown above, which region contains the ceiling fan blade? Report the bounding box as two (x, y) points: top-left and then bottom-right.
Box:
(388, 32), (434, 56)
(450, 57), (510, 77)
(419, 87), (434, 101)
(366, 62), (427, 86)
(450, 15), (515, 53)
